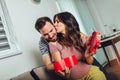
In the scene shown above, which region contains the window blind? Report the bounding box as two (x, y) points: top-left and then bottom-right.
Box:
(0, 0), (21, 59)
(0, 17), (10, 51)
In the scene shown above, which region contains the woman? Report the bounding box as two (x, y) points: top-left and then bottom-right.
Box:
(49, 12), (106, 80)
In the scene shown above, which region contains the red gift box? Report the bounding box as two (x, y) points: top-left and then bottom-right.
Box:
(89, 31), (101, 53)
(54, 55), (78, 72)
(54, 60), (64, 72)
(64, 55), (78, 68)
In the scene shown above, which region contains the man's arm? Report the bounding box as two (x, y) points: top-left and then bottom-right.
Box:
(42, 55), (54, 70)
(39, 37), (54, 70)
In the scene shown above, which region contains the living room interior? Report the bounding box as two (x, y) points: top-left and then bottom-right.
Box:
(0, 0), (120, 80)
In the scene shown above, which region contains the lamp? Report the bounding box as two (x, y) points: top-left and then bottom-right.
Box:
(32, 0), (41, 4)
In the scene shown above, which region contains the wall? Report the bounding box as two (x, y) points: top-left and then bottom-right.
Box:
(86, 0), (120, 61)
(93, 0), (120, 31)
(56, 0), (87, 34)
(87, 0), (120, 35)
(0, 0), (58, 80)
(75, 0), (96, 35)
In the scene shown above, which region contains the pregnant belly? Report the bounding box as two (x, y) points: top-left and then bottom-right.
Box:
(70, 62), (91, 79)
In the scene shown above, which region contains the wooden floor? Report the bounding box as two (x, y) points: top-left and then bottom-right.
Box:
(104, 59), (120, 80)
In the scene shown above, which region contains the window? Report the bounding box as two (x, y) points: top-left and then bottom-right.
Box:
(0, 0), (21, 59)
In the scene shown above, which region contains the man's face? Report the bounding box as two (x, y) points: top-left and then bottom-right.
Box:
(39, 22), (57, 42)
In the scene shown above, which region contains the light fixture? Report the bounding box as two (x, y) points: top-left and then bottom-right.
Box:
(32, 0), (41, 4)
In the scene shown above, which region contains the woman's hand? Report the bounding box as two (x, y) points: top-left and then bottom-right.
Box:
(57, 66), (70, 78)
(86, 36), (97, 54)
(85, 36), (95, 64)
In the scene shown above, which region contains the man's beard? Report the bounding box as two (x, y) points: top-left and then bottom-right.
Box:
(47, 36), (57, 42)
(47, 38), (57, 42)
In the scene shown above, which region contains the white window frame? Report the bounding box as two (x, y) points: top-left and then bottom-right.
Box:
(0, 0), (22, 59)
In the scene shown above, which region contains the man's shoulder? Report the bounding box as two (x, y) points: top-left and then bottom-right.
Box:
(39, 36), (50, 55)
(39, 36), (48, 44)
(39, 36), (45, 42)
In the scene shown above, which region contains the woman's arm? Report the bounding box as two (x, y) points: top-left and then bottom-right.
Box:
(80, 32), (94, 64)
(49, 42), (70, 78)
(84, 45), (94, 64)
(51, 51), (68, 77)
(44, 42), (61, 71)
(52, 51), (62, 61)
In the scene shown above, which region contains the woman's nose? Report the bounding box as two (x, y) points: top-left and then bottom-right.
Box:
(54, 24), (57, 29)
(54, 23), (57, 26)
(54, 25), (58, 30)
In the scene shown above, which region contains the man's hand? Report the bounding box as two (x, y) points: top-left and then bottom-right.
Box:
(42, 55), (54, 70)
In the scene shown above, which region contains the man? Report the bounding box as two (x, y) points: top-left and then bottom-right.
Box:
(35, 17), (57, 70)
(35, 17), (66, 80)
(35, 16), (110, 80)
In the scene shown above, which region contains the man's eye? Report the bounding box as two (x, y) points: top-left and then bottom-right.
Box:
(43, 34), (47, 36)
(50, 29), (53, 32)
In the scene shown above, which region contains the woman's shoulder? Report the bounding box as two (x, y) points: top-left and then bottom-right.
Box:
(79, 32), (87, 44)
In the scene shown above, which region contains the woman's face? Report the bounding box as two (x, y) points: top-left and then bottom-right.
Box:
(54, 17), (66, 35)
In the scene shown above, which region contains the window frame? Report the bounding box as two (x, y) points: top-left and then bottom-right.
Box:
(0, 0), (22, 59)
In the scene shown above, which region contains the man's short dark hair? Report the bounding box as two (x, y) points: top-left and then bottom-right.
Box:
(35, 17), (53, 32)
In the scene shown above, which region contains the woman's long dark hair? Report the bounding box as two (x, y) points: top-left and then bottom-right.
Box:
(53, 12), (86, 52)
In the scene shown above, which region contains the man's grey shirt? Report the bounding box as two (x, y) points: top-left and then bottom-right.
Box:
(39, 37), (50, 56)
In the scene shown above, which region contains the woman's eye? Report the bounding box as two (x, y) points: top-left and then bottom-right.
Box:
(56, 20), (60, 23)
